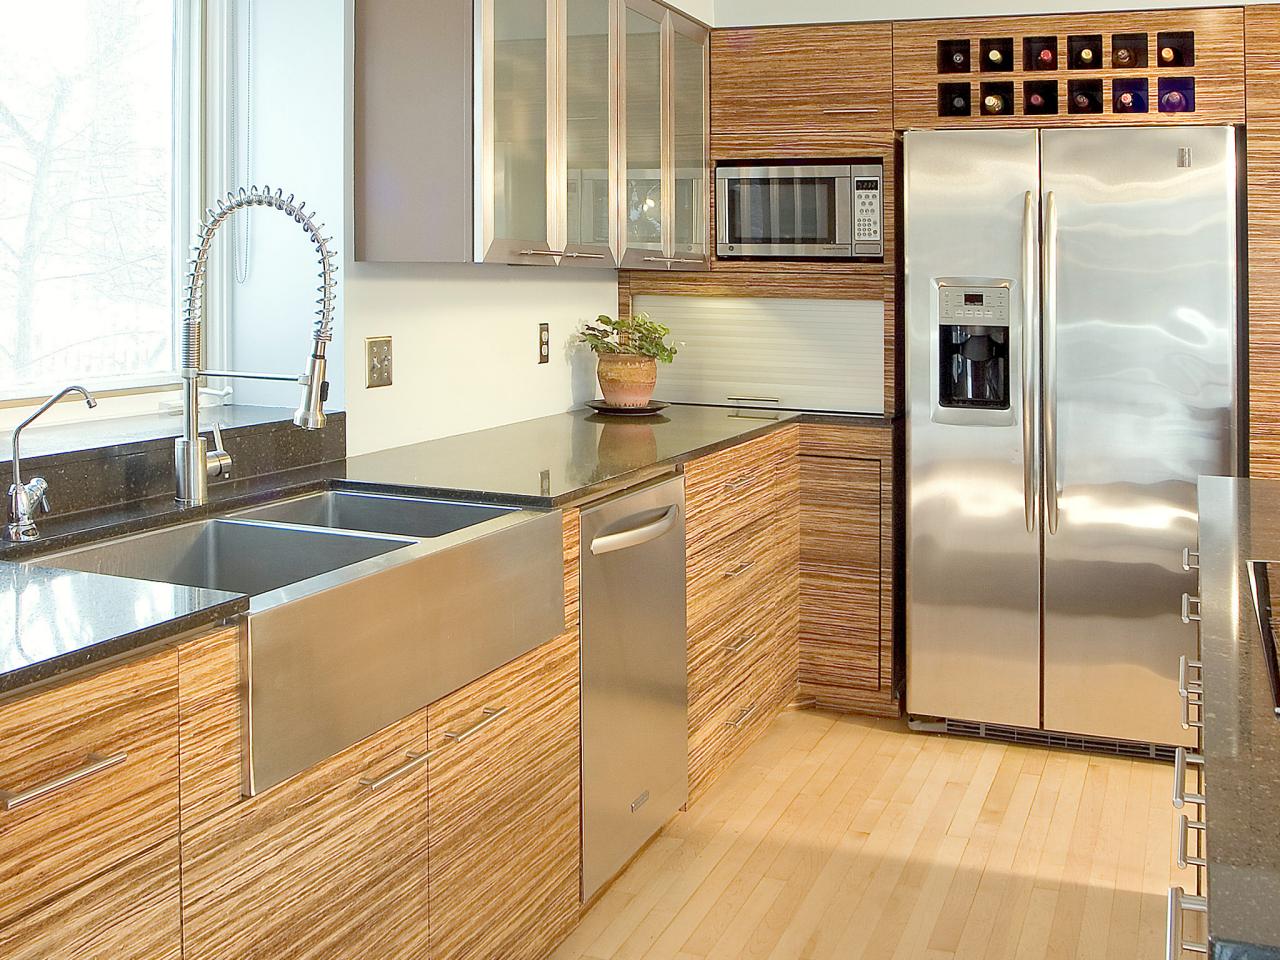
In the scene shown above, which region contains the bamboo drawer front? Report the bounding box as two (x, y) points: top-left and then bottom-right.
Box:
(180, 704), (431, 960)
(427, 629), (580, 960)
(0, 647), (179, 927)
(892, 7), (1245, 129)
(710, 23), (893, 157)
(0, 838), (181, 960)
(684, 428), (790, 556)
(177, 625), (242, 829)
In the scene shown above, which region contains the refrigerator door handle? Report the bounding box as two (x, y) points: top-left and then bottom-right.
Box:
(1022, 190), (1039, 534)
(1042, 190), (1061, 536)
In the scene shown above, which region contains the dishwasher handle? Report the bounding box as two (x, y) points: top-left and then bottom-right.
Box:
(589, 504), (681, 556)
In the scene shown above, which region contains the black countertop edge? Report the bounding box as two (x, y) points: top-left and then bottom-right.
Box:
(1213, 937), (1280, 960)
(0, 595), (249, 700)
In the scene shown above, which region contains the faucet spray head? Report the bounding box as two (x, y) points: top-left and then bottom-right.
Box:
(293, 338), (329, 430)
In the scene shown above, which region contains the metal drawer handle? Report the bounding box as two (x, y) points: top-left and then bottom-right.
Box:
(725, 704), (758, 730)
(1181, 594), (1202, 624)
(1, 751), (128, 812)
(722, 633), (757, 655)
(1182, 547), (1200, 571)
(1178, 656), (1204, 696)
(518, 249), (565, 257)
(724, 561), (756, 580)
(726, 396), (781, 406)
(1177, 814), (1207, 870)
(723, 474), (756, 493)
(642, 256), (705, 264)
(1181, 687), (1204, 731)
(590, 505), (680, 556)
(1166, 886), (1208, 958)
(1173, 747), (1206, 808)
(359, 751), (431, 792)
(442, 706), (509, 744)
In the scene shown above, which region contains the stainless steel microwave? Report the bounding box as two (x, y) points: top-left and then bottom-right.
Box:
(715, 162), (884, 260)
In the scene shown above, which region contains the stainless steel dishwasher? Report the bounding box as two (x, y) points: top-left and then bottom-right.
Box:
(580, 474), (688, 901)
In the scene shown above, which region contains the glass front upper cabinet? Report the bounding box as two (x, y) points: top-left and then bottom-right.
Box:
(477, 0), (707, 270)
(619, 0), (709, 270)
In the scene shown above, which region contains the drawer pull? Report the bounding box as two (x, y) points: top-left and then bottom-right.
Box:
(1173, 747), (1206, 808)
(724, 561), (756, 580)
(1165, 886), (1208, 958)
(722, 475), (756, 493)
(1179, 656), (1204, 731)
(1177, 814), (1207, 870)
(359, 751), (431, 792)
(442, 706), (509, 744)
(1181, 594), (1202, 624)
(1, 751), (128, 812)
(722, 633), (758, 655)
(1181, 687), (1204, 731)
(725, 704), (758, 730)
(1178, 656), (1204, 695)
(1182, 547), (1200, 571)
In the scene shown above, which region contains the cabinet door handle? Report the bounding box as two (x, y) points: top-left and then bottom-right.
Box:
(1, 751), (128, 812)
(642, 256), (705, 264)
(722, 633), (757, 654)
(1178, 656), (1204, 696)
(723, 561), (755, 579)
(1182, 547), (1200, 571)
(442, 706), (509, 744)
(1165, 886), (1208, 958)
(725, 704), (758, 730)
(518, 249), (565, 257)
(1181, 593), (1202, 624)
(1173, 747), (1206, 808)
(359, 751), (431, 792)
(1177, 814), (1207, 870)
(723, 474), (756, 493)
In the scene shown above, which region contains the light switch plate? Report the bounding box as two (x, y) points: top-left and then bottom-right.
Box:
(366, 336), (393, 388)
(538, 323), (550, 364)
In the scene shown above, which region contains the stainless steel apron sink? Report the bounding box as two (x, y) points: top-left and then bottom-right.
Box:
(33, 493), (564, 795)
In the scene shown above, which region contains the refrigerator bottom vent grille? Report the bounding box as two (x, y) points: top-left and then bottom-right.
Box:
(942, 719), (1178, 762)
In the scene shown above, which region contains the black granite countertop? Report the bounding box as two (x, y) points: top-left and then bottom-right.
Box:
(0, 564), (246, 697)
(0, 404), (889, 699)
(1195, 476), (1280, 960)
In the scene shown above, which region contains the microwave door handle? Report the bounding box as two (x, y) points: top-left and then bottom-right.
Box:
(836, 176), (852, 245)
(716, 177), (729, 247)
(1022, 190), (1039, 534)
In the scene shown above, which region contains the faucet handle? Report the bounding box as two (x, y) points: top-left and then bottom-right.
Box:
(27, 478), (49, 514)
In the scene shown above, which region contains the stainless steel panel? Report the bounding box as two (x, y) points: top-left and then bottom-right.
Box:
(580, 475), (688, 901)
(1040, 126), (1237, 745)
(904, 129), (1042, 729)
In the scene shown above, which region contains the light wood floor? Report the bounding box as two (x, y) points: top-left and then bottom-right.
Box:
(552, 708), (1191, 960)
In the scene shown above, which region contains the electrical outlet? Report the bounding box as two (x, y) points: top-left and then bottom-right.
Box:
(366, 336), (393, 388)
(538, 323), (550, 364)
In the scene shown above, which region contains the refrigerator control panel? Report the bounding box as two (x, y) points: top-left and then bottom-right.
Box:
(939, 284), (1010, 324)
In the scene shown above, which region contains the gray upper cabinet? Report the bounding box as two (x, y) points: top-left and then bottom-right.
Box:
(354, 0), (707, 269)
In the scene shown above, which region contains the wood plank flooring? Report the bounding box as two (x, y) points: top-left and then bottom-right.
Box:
(552, 709), (1190, 960)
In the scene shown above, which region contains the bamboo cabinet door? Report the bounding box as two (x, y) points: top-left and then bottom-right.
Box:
(799, 456), (885, 701)
(180, 707), (431, 960)
(426, 632), (580, 960)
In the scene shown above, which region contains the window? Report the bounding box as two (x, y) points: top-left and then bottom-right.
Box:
(0, 1), (196, 402)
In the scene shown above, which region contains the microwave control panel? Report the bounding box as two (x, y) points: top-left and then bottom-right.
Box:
(853, 176), (883, 254)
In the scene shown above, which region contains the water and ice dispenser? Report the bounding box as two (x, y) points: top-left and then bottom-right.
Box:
(936, 281), (1012, 411)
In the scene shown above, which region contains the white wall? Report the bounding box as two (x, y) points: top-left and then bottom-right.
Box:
(714, 0), (1267, 26)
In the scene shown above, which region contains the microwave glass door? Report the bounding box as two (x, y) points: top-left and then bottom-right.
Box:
(723, 175), (843, 247)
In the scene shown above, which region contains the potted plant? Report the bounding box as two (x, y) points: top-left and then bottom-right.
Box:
(580, 313), (679, 408)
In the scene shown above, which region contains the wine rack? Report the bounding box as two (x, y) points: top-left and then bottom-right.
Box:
(892, 8), (1244, 129)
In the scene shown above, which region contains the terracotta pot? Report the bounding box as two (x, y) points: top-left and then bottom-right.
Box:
(595, 353), (657, 408)
(596, 422), (658, 474)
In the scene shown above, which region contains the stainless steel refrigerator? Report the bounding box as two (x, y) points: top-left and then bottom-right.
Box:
(904, 127), (1238, 747)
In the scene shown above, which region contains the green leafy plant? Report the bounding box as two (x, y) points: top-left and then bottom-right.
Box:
(580, 313), (679, 364)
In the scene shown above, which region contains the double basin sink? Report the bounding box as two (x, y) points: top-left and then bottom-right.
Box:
(34, 490), (566, 794)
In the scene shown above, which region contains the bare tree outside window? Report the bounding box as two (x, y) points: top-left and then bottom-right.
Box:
(0, 1), (176, 400)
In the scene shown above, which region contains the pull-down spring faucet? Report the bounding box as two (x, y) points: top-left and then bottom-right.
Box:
(176, 186), (337, 506)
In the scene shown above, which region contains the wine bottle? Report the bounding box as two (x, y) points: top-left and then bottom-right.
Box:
(1028, 92), (1046, 109)
(1114, 47), (1134, 67)
(1072, 91), (1096, 112)
(952, 94), (969, 111)
(1115, 90), (1136, 112)
(1037, 47), (1055, 68)
(1078, 46), (1095, 65)
(1161, 89), (1187, 111)
(983, 93), (1005, 114)
(1160, 46), (1177, 64)
(952, 50), (967, 67)
(987, 48), (1004, 66)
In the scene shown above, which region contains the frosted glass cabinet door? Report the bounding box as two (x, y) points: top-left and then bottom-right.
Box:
(564, 0), (617, 264)
(621, 0), (666, 268)
(478, 0), (552, 263)
(671, 21), (708, 267)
